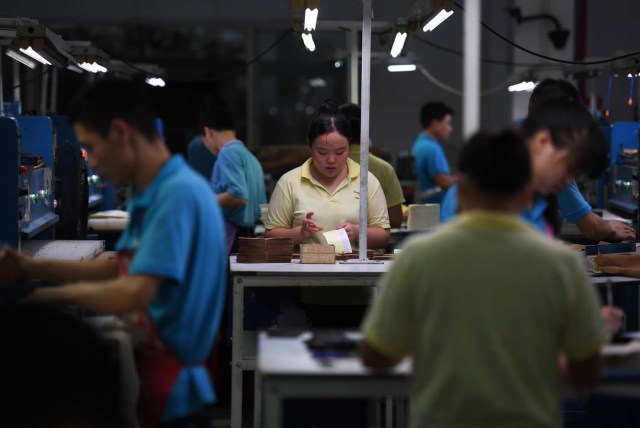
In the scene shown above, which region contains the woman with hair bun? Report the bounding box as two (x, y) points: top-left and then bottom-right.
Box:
(265, 99), (390, 249)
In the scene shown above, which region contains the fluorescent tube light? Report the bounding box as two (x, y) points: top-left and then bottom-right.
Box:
(78, 61), (107, 73)
(145, 77), (166, 87)
(66, 64), (84, 74)
(19, 46), (51, 65)
(388, 64), (417, 72)
(423, 9), (454, 32)
(6, 49), (36, 69)
(508, 81), (537, 92)
(301, 33), (316, 52)
(390, 32), (407, 58)
(304, 8), (318, 31)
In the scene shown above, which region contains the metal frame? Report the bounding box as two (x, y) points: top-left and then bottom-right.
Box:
(230, 257), (390, 428)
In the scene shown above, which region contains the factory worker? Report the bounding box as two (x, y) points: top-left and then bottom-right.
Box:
(264, 99), (390, 249)
(362, 129), (607, 428)
(0, 79), (226, 427)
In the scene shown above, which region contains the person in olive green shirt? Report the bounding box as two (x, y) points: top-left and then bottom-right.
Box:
(339, 103), (405, 229)
(361, 129), (607, 428)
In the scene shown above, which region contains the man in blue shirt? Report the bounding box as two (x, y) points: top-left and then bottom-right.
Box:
(412, 102), (457, 203)
(442, 79), (635, 242)
(0, 79), (227, 426)
(200, 105), (267, 253)
(186, 134), (217, 179)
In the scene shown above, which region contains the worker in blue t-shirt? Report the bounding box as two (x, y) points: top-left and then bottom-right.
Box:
(199, 104), (267, 254)
(411, 102), (457, 203)
(442, 78), (636, 243)
(0, 79), (227, 426)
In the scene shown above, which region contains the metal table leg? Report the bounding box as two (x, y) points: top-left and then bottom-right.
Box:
(231, 276), (245, 428)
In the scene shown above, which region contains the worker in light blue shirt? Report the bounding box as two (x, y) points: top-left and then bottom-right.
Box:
(411, 102), (457, 203)
(200, 104), (267, 253)
(186, 134), (217, 180)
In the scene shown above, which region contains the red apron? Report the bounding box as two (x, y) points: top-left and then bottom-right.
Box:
(118, 251), (192, 427)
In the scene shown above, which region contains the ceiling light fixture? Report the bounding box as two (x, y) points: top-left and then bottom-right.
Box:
(5, 48), (36, 69)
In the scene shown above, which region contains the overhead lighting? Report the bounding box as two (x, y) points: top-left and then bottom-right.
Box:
(423, 9), (454, 32)
(66, 64), (84, 74)
(78, 61), (107, 73)
(390, 32), (407, 58)
(304, 8), (318, 31)
(508, 81), (537, 92)
(5, 48), (36, 69)
(301, 33), (316, 52)
(388, 64), (417, 72)
(16, 22), (75, 68)
(19, 46), (51, 65)
(145, 77), (166, 87)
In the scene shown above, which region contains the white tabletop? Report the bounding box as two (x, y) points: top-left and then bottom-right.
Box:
(230, 255), (391, 275)
(257, 331), (411, 377)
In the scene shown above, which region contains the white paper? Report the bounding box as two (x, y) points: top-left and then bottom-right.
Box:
(322, 228), (353, 254)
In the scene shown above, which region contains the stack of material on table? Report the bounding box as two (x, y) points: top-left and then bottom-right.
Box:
(300, 244), (336, 264)
(237, 237), (293, 263)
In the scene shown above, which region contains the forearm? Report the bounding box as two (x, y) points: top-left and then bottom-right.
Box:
(265, 227), (306, 245)
(217, 192), (247, 210)
(28, 275), (158, 314)
(367, 228), (390, 249)
(27, 258), (118, 283)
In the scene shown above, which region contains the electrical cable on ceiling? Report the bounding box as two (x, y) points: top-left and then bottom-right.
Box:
(454, 1), (640, 66)
(413, 35), (561, 68)
(12, 67), (51, 90)
(416, 64), (518, 96)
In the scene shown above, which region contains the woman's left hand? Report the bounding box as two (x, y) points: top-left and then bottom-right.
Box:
(337, 222), (359, 243)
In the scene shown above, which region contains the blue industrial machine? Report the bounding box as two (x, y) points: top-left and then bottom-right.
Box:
(607, 122), (640, 215)
(0, 116), (58, 249)
(50, 115), (105, 209)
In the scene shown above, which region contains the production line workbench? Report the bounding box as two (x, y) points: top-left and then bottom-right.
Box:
(228, 256), (640, 428)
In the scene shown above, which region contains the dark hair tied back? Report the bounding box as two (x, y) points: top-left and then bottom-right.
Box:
(306, 99), (352, 146)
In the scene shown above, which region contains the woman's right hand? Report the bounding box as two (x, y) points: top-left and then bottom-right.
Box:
(300, 212), (324, 239)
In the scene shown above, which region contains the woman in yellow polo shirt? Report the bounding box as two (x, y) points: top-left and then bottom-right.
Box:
(265, 100), (390, 249)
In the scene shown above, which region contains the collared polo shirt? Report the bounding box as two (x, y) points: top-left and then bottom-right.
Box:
(265, 157), (390, 245)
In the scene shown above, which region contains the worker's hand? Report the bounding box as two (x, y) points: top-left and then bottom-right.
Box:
(606, 220), (636, 242)
(0, 245), (30, 284)
(300, 212), (324, 239)
(337, 222), (360, 243)
(601, 305), (625, 334)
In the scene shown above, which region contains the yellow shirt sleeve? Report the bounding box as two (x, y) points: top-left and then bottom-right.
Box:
(265, 179), (294, 230)
(367, 172), (391, 229)
(377, 161), (405, 207)
(362, 245), (416, 358)
(561, 254), (610, 360)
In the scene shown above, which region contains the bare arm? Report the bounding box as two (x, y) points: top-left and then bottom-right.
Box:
(265, 211), (324, 245)
(388, 204), (403, 229)
(574, 212), (636, 242)
(433, 173), (456, 191)
(27, 274), (161, 314)
(360, 339), (404, 369)
(217, 192), (247, 210)
(337, 223), (390, 250)
(1, 246), (118, 284)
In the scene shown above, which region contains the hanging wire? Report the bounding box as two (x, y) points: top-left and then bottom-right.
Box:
(416, 64), (518, 96)
(413, 35), (561, 68)
(12, 67), (51, 90)
(454, 1), (640, 66)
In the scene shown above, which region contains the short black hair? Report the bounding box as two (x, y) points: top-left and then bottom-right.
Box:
(338, 102), (361, 144)
(458, 129), (530, 197)
(306, 99), (352, 146)
(522, 99), (607, 179)
(67, 78), (158, 140)
(528, 78), (580, 115)
(198, 102), (235, 133)
(420, 102), (454, 129)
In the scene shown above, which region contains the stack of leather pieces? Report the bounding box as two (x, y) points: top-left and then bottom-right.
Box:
(237, 237), (294, 263)
(334, 250), (375, 261)
(595, 253), (640, 277)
